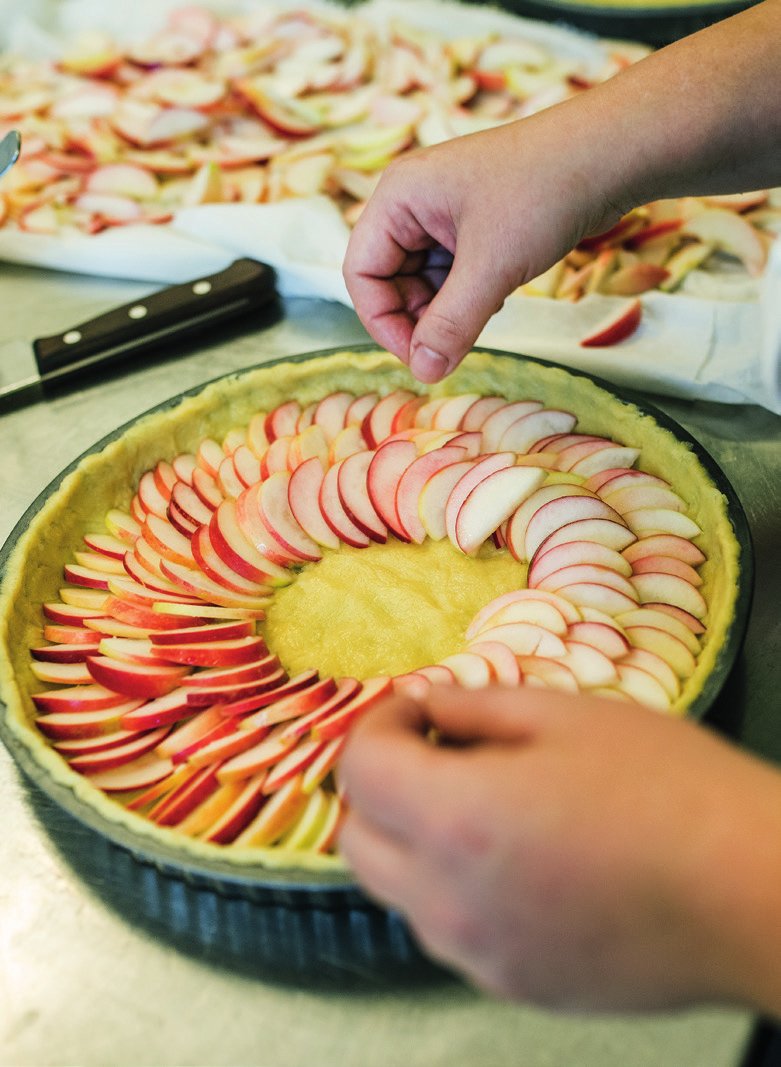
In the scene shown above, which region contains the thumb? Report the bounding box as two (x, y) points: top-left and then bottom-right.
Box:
(408, 247), (514, 383)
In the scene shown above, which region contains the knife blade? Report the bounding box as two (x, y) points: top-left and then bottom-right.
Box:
(0, 257), (277, 405)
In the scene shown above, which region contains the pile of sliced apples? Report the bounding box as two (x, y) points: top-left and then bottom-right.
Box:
(26, 383), (712, 856)
(0, 4), (776, 320)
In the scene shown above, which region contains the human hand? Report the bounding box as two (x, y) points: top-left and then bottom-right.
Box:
(342, 110), (622, 384)
(338, 684), (781, 1013)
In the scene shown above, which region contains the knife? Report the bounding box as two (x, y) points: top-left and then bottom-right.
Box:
(0, 257), (277, 405)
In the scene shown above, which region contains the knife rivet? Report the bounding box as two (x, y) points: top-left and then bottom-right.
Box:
(193, 281), (212, 295)
(63, 330), (82, 344)
(128, 305), (148, 319)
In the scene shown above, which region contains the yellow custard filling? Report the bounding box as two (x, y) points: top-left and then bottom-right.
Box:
(265, 538), (525, 680)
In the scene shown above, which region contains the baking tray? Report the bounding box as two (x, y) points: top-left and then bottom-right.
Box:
(483, 0), (756, 46)
(0, 345), (754, 926)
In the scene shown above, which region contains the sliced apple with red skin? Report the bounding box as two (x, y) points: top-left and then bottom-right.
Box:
(622, 507), (702, 541)
(32, 642), (94, 664)
(74, 549), (127, 577)
(413, 664), (458, 685)
(631, 554), (703, 586)
(365, 439), (420, 542)
(559, 640), (619, 688)
(43, 623), (105, 646)
(454, 464), (549, 555)
(288, 424), (329, 473)
(457, 396), (508, 432)
(285, 456), (340, 550)
(191, 467), (224, 512)
(108, 574), (201, 609)
(606, 262), (670, 296)
(44, 601), (107, 627)
(136, 469), (170, 518)
(504, 483), (597, 562)
(333, 450), (387, 543)
(615, 607), (702, 654)
(105, 509), (143, 545)
(312, 676), (393, 741)
(602, 484), (687, 516)
(393, 672), (434, 699)
(516, 656), (579, 693)
(200, 773), (269, 844)
(84, 751), (176, 793)
(86, 653), (192, 699)
(643, 601), (706, 634)
(684, 207), (767, 277)
(443, 452), (516, 545)
(280, 787), (331, 847)
(529, 539), (632, 589)
(319, 459), (371, 547)
(158, 711), (236, 766)
(209, 497), (292, 585)
(523, 494), (628, 562)
(566, 620), (630, 660)
(181, 654), (277, 689)
(170, 480), (214, 527)
(262, 735), (329, 794)
(530, 517), (638, 558)
(579, 298), (642, 348)
(62, 563), (112, 591)
(53, 726), (145, 759)
(631, 572), (708, 619)
(417, 459), (474, 542)
(234, 484), (303, 570)
(436, 651), (494, 688)
(278, 678), (363, 743)
(537, 561), (639, 601)
(82, 533), (129, 560)
(68, 725), (171, 776)
(189, 523), (274, 597)
(394, 445), (469, 544)
(152, 765), (222, 827)
(35, 696), (145, 736)
(468, 621), (567, 658)
(428, 393), (482, 431)
(238, 676), (339, 730)
(624, 624), (697, 679)
(232, 773), (310, 847)
(622, 534), (706, 567)
(622, 648), (680, 702)
(310, 391), (354, 443)
(478, 401), (545, 453)
(119, 689), (193, 731)
(558, 442), (642, 479)
(586, 468), (669, 494)
(498, 409), (577, 455)
(151, 634), (267, 668)
(105, 589), (211, 629)
(218, 722), (300, 782)
(98, 636), (162, 666)
(184, 666), (288, 707)
(170, 778), (253, 838)
(554, 581), (640, 617)
(469, 595), (570, 637)
(465, 641), (523, 686)
(186, 722), (269, 770)
(257, 471), (322, 562)
(211, 670), (319, 717)
(466, 589), (582, 638)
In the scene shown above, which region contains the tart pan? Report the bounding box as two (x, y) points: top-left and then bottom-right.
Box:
(493, 0), (755, 46)
(0, 345), (754, 919)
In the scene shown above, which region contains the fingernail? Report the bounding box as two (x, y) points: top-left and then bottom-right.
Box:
(410, 346), (450, 383)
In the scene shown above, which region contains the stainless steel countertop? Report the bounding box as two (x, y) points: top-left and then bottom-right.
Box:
(0, 261), (771, 1067)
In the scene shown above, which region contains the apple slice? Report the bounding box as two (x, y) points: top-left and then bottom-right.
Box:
(119, 689), (194, 730)
(587, 468), (669, 494)
(466, 589), (582, 638)
(554, 581), (639, 617)
(630, 555), (703, 586)
(444, 452), (517, 545)
(218, 721), (300, 782)
(35, 699), (144, 738)
(529, 539), (632, 589)
(465, 641), (523, 686)
(32, 643), (93, 664)
(468, 621), (567, 658)
(622, 534), (706, 567)
(621, 649), (680, 702)
(287, 456), (341, 549)
(469, 595), (569, 637)
(200, 773), (270, 844)
(335, 449), (388, 543)
(279, 786), (331, 848)
(429, 393), (482, 430)
(312, 676), (393, 740)
(394, 445), (469, 544)
(523, 494), (628, 562)
(479, 401), (544, 453)
(184, 666), (288, 707)
(232, 773), (310, 847)
(559, 640), (619, 688)
(257, 471), (322, 562)
(515, 656), (579, 692)
(622, 508), (702, 540)
(84, 752), (176, 793)
(239, 676), (338, 729)
(624, 625), (697, 679)
(361, 390), (418, 448)
(151, 634), (267, 667)
(537, 561), (639, 599)
(436, 651), (494, 688)
(615, 607), (702, 655)
(566, 620), (630, 660)
(191, 522), (276, 597)
(602, 484), (687, 515)
(459, 396), (507, 431)
(311, 391), (355, 443)
(579, 298), (642, 348)
(186, 722), (269, 769)
(152, 765), (223, 827)
(417, 459), (474, 541)
(53, 727), (144, 758)
(86, 653), (191, 699)
(630, 572), (708, 619)
(211, 496), (293, 584)
(366, 439), (419, 541)
(498, 409), (577, 455)
(68, 726), (171, 775)
(319, 460), (371, 547)
(530, 517), (638, 557)
(685, 207), (767, 277)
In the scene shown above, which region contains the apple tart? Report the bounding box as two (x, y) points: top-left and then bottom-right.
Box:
(0, 347), (749, 880)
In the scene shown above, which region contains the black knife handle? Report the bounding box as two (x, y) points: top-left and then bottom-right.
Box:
(33, 258), (277, 381)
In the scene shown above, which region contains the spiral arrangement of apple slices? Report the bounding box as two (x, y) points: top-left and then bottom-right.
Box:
(27, 386), (710, 854)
